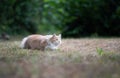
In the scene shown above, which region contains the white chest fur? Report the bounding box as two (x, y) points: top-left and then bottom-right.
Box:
(45, 42), (59, 50)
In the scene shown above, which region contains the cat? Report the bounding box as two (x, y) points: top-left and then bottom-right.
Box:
(20, 34), (61, 51)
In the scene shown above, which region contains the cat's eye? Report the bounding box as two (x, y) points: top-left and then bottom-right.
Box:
(55, 38), (58, 40)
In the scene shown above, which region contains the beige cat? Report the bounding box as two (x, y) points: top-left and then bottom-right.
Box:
(20, 34), (61, 51)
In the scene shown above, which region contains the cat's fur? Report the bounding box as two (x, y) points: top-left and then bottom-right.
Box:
(20, 34), (61, 51)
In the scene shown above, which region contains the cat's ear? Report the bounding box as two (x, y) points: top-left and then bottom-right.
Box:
(59, 34), (61, 38)
(52, 34), (56, 37)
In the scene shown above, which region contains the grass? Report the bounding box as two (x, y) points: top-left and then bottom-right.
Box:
(0, 37), (120, 78)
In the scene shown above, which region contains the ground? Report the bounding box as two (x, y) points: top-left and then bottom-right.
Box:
(0, 37), (120, 78)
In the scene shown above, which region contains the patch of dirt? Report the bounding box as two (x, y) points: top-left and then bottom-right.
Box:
(60, 38), (120, 56)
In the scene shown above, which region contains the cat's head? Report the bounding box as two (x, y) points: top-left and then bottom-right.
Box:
(48, 34), (61, 46)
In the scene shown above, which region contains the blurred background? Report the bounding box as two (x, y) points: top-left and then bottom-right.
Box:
(0, 0), (120, 38)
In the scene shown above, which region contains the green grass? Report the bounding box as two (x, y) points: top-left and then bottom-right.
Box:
(0, 38), (120, 78)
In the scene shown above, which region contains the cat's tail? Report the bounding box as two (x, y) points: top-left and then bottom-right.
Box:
(20, 37), (28, 48)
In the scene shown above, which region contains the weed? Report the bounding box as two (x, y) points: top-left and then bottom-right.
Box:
(96, 47), (104, 56)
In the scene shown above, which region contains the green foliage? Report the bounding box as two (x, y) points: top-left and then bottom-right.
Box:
(61, 0), (120, 37)
(1, 0), (120, 37)
(0, 0), (41, 34)
(40, 0), (120, 37)
(41, 0), (66, 29)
